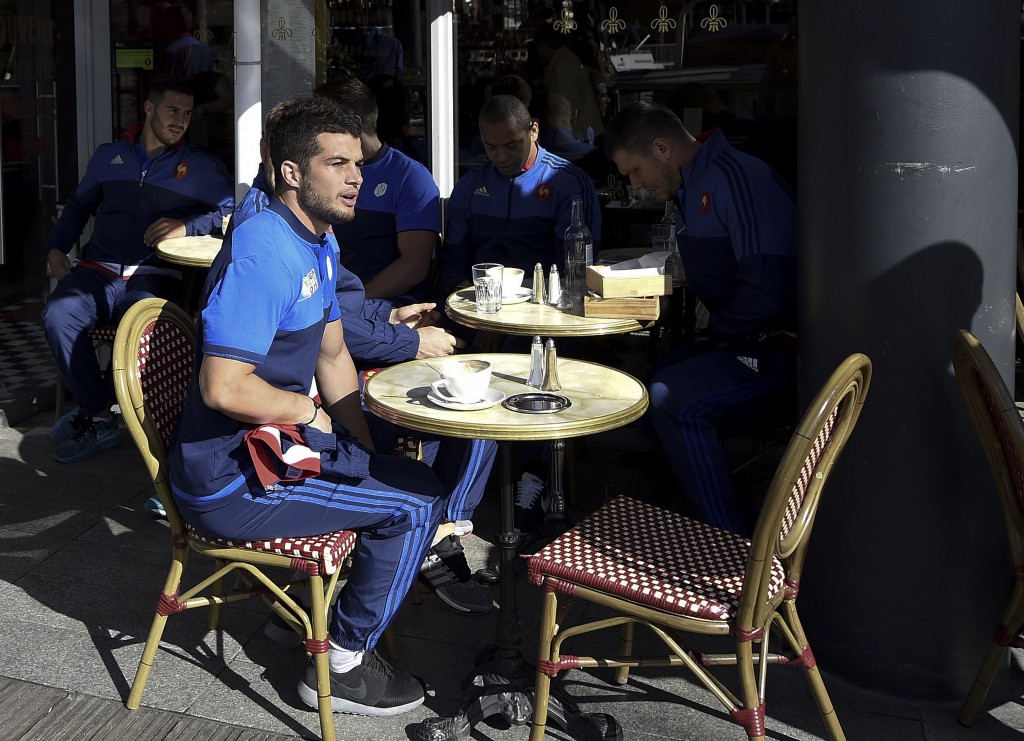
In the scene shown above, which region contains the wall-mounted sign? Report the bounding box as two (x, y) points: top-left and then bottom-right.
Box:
(115, 49), (154, 70)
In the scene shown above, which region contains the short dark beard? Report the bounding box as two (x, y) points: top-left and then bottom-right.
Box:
(298, 178), (353, 226)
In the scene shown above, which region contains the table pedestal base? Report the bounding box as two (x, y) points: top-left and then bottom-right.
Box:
(413, 443), (620, 741)
(413, 661), (622, 741)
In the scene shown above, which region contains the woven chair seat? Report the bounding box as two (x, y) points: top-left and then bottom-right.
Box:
(528, 496), (785, 622)
(186, 523), (357, 576)
(90, 325), (119, 342)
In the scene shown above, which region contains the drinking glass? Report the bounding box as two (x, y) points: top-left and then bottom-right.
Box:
(472, 263), (503, 314)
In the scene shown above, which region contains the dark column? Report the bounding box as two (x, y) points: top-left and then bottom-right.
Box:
(800, 2), (1020, 697)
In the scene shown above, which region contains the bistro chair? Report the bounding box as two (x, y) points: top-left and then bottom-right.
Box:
(950, 329), (1024, 726)
(526, 353), (873, 741)
(112, 297), (357, 741)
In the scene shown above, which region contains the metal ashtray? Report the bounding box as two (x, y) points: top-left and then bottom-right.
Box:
(502, 392), (572, 414)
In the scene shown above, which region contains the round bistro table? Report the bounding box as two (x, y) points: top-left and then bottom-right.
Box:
(363, 353), (647, 741)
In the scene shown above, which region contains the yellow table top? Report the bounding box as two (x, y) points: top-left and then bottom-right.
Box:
(445, 288), (647, 337)
(363, 353), (648, 442)
(156, 234), (224, 268)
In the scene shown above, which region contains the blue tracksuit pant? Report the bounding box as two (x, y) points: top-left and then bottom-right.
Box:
(41, 266), (179, 416)
(359, 378), (498, 523)
(647, 340), (796, 535)
(182, 452), (445, 651)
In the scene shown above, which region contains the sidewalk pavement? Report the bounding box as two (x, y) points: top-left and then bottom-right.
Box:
(2, 409), (1024, 740)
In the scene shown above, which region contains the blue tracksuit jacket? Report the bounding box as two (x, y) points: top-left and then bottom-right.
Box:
(46, 124), (234, 267)
(437, 145), (600, 296)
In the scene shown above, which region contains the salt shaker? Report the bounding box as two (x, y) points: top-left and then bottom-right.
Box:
(547, 264), (562, 306)
(541, 338), (561, 391)
(531, 262), (546, 304)
(527, 335), (544, 387)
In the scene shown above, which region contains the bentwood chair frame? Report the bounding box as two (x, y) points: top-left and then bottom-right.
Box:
(526, 353), (872, 741)
(112, 297), (357, 741)
(951, 329), (1024, 726)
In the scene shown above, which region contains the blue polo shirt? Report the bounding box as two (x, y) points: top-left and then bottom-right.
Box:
(333, 144), (440, 297)
(169, 199), (342, 507)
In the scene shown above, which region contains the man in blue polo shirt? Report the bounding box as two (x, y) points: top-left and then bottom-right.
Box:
(43, 74), (233, 463)
(606, 101), (798, 536)
(317, 76), (439, 303)
(170, 96), (440, 716)
(228, 100), (496, 618)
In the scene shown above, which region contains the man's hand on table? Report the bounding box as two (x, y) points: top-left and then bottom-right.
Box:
(416, 326), (463, 358)
(393, 302), (441, 328)
(46, 249), (72, 280)
(144, 217), (187, 247)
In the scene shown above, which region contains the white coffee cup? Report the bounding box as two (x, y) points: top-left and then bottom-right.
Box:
(434, 358), (492, 403)
(502, 267), (525, 296)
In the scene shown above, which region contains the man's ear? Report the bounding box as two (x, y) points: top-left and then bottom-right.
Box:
(278, 159), (302, 189)
(143, 99), (154, 119)
(652, 137), (673, 160)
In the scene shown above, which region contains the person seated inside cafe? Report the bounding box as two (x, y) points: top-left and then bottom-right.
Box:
(605, 101), (798, 536)
(230, 98), (498, 618)
(315, 75), (440, 303)
(435, 94), (601, 310)
(435, 93), (601, 536)
(43, 73), (233, 465)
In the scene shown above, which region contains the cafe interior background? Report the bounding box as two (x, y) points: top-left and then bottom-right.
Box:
(0, 0), (799, 424)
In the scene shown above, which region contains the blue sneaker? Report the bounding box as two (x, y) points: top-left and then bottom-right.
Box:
(142, 495), (167, 518)
(53, 416), (121, 463)
(50, 408), (89, 444)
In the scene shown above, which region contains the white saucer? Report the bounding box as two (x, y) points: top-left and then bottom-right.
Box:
(428, 381), (505, 411)
(501, 288), (533, 304)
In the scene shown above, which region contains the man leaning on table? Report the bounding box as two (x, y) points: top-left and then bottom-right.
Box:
(606, 101), (798, 536)
(170, 95), (446, 716)
(43, 74), (233, 464)
(230, 99), (498, 617)
(434, 94), (601, 301)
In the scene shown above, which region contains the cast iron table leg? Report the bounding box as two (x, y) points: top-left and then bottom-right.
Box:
(413, 442), (620, 741)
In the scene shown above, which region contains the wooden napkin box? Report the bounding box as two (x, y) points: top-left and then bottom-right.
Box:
(583, 295), (661, 320)
(585, 265), (672, 298)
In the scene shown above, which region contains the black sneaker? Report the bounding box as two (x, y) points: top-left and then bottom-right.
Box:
(513, 472), (549, 533)
(296, 649), (424, 716)
(419, 534), (494, 615)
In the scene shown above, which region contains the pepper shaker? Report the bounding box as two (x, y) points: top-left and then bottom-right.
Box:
(541, 338), (561, 391)
(531, 263), (546, 304)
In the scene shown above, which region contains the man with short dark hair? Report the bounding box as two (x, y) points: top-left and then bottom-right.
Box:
(436, 94), (600, 298)
(43, 74), (233, 463)
(170, 96), (442, 716)
(606, 101), (798, 535)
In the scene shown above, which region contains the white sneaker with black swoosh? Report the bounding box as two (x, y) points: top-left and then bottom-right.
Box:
(296, 648), (425, 716)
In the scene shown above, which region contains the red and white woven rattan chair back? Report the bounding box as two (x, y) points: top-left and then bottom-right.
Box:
(112, 298), (196, 535)
(951, 329), (1024, 563)
(738, 353), (872, 625)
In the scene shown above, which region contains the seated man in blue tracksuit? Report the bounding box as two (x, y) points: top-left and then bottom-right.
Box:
(171, 97), (443, 717)
(435, 94), (601, 303)
(606, 101), (798, 536)
(230, 100), (496, 616)
(43, 74), (233, 464)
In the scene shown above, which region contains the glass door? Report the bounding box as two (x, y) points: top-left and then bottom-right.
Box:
(0, 0), (73, 305)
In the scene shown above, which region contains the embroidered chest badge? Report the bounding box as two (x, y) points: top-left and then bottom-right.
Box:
(175, 162), (189, 179)
(374, 183), (388, 197)
(301, 269), (320, 298)
(700, 191), (711, 214)
(535, 183), (552, 202)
